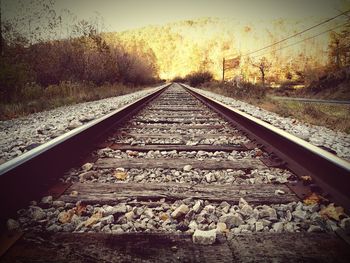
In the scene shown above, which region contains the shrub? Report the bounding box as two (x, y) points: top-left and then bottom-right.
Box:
(0, 60), (33, 102)
(172, 76), (185, 82)
(184, 71), (213, 87)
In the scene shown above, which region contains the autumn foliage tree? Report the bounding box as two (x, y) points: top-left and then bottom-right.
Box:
(251, 57), (271, 86)
(328, 23), (350, 69)
(0, 0), (159, 102)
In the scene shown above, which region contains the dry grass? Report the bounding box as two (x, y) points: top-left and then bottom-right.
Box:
(0, 82), (151, 120)
(201, 83), (350, 134)
(270, 101), (350, 133)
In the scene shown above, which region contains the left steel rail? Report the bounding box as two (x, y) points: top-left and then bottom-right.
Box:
(0, 83), (170, 227)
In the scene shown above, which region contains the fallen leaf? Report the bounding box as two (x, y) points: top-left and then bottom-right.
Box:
(159, 212), (169, 221)
(75, 202), (87, 216)
(85, 211), (103, 227)
(303, 192), (321, 205)
(320, 203), (344, 221)
(300, 176), (312, 183)
(58, 209), (75, 224)
(127, 151), (138, 157)
(255, 149), (263, 157)
(114, 171), (127, 180)
(70, 190), (79, 197)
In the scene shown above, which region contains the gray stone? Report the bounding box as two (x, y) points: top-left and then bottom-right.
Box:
(41, 195), (53, 205)
(285, 210), (292, 221)
(259, 207), (277, 220)
(68, 120), (82, 130)
(52, 200), (65, 208)
(79, 171), (96, 181)
(284, 222), (295, 232)
(192, 229), (216, 245)
(112, 228), (124, 234)
(272, 222), (284, 233)
(204, 205), (215, 213)
(240, 204), (253, 216)
(292, 210), (307, 220)
(31, 206), (46, 221)
(104, 204), (127, 216)
(101, 215), (114, 225)
(340, 218), (350, 231)
(219, 213), (243, 228)
(7, 218), (20, 231)
(307, 225), (323, 233)
(183, 165), (192, 172)
(47, 224), (62, 232)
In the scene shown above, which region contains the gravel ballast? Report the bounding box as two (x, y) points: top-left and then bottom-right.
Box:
(0, 86), (165, 163)
(187, 86), (350, 161)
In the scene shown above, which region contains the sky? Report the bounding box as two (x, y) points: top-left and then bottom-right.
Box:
(2, 0), (350, 32)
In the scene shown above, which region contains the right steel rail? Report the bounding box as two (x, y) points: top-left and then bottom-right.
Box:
(183, 84), (350, 211)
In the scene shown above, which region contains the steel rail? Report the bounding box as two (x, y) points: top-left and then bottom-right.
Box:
(183, 84), (350, 211)
(0, 83), (170, 226)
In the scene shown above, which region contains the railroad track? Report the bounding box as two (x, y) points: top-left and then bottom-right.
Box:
(1, 83), (350, 262)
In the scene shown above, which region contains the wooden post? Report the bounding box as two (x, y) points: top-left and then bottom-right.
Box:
(222, 58), (225, 82)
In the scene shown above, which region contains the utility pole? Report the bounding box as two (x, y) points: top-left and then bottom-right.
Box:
(222, 57), (225, 82)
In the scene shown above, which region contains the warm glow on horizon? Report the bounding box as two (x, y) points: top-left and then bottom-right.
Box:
(112, 17), (342, 80)
(2, 0), (350, 81)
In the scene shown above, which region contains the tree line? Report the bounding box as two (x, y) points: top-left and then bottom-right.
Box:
(0, 0), (159, 102)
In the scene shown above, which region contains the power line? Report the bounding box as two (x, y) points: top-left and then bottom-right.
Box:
(226, 8), (350, 59)
(249, 22), (349, 59)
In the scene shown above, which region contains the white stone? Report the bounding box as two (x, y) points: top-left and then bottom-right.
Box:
(192, 229), (216, 245)
(193, 200), (203, 213)
(171, 204), (189, 219)
(189, 221), (198, 229)
(183, 165), (192, 172)
(272, 222), (284, 233)
(255, 221), (264, 232)
(238, 198), (248, 208)
(274, 189), (285, 195)
(41, 195), (53, 204)
(216, 222), (227, 233)
(82, 162), (93, 171)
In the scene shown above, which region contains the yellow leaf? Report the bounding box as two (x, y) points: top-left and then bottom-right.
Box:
(300, 176), (312, 182)
(85, 211), (103, 227)
(58, 209), (75, 224)
(159, 212), (169, 221)
(127, 151), (138, 157)
(320, 203), (344, 221)
(114, 171), (127, 180)
(303, 193), (321, 205)
(70, 190), (79, 197)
